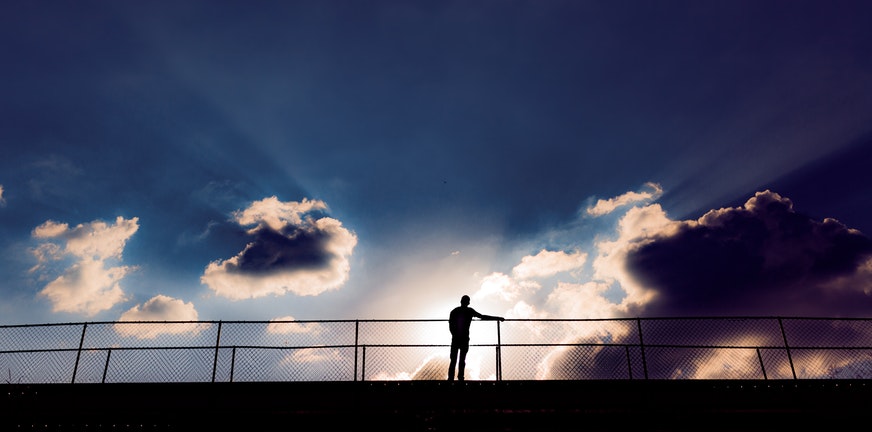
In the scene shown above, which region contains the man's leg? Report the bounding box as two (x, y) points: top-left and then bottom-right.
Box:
(458, 346), (468, 381)
(448, 346), (457, 380)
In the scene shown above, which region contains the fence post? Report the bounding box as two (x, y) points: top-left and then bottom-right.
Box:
(71, 323), (87, 384)
(496, 320), (502, 381)
(361, 345), (367, 382)
(354, 320), (360, 382)
(102, 349), (111, 383)
(756, 348), (767, 380)
(778, 318), (797, 379)
(230, 346), (236, 383)
(637, 318), (648, 379)
(212, 321), (223, 383)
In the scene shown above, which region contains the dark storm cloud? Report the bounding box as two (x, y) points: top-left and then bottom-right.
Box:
(625, 191), (872, 317)
(226, 226), (330, 275)
(201, 197), (357, 300)
(540, 190), (872, 380)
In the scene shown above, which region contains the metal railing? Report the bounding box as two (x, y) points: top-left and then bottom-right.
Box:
(2, 317), (872, 383)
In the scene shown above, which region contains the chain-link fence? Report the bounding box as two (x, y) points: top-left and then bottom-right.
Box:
(2, 317), (872, 383)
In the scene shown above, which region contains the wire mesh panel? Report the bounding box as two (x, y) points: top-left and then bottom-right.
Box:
(213, 347), (235, 382)
(0, 323), (86, 383)
(84, 322), (218, 348)
(229, 346), (356, 382)
(0, 350), (77, 384)
(499, 320), (644, 380)
(70, 349), (111, 383)
(639, 318), (785, 347)
(787, 348), (872, 379)
(496, 345), (553, 380)
(219, 320), (357, 348)
(99, 348), (215, 383)
(360, 345), (447, 380)
(501, 319), (638, 346)
(641, 346), (772, 380)
(501, 344), (641, 380)
(358, 320), (448, 346)
(781, 318), (872, 348)
(0, 324), (85, 351)
(756, 347), (795, 379)
(360, 345), (499, 381)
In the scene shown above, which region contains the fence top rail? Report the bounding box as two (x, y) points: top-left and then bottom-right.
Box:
(3, 316), (872, 329)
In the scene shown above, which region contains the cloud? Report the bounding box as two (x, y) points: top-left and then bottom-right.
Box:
(285, 348), (343, 364)
(234, 197), (328, 231)
(201, 197), (357, 300)
(115, 295), (207, 339)
(511, 249), (587, 280)
(31, 216), (139, 316)
(0, 184), (5, 206)
(586, 182), (663, 216)
(119, 294), (199, 321)
(37, 258), (131, 317)
(474, 272), (539, 303)
(545, 281), (625, 319)
(32, 220), (70, 239)
(623, 190), (872, 317)
(487, 188), (872, 379)
(589, 203), (675, 311)
(479, 188), (872, 322)
(266, 316), (324, 335)
(469, 250), (586, 310)
(410, 355), (451, 381)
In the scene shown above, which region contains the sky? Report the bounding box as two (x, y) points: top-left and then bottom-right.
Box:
(2, 0), (872, 328)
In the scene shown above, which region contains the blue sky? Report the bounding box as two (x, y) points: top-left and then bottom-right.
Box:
(2, 1), (872, 326)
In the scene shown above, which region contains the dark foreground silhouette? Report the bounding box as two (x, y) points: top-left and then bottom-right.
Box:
(2, 379), (869, 431)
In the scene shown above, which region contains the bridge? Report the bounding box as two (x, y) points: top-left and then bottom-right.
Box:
(3, 317), (872, 430)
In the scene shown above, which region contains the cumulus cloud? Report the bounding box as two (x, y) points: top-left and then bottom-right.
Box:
(119, 294), (199, 321)
(115, 295), (207, 339)
(474, 272), (539, 303)
(31, 216), (139, 316)
(586, 182), (663, 216)
(483, 187), (872, 379)
(470, 204), (670, 321)
(588, 203), (675, 311)
(469, 250), (587, 315)
(546, 281), (624, 319)
(624, 190), (872, 317)
(32, 220), (71, 239)
(512, 249), (587, 280)
(479, 187), (872, 322)
(0, 184), (5, 206)
(201, 197), (357, 300)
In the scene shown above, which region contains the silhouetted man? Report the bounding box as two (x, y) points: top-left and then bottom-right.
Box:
(448, 295), (505, 381)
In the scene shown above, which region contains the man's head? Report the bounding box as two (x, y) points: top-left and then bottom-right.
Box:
(460, 295), (470, 306)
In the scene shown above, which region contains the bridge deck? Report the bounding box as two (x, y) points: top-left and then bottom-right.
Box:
(4, 380), (871, 431)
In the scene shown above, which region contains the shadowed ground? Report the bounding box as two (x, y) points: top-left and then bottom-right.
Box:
(3, 379), (871, 431)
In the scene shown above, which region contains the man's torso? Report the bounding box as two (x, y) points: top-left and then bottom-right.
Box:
(449, 306), (478, 338)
